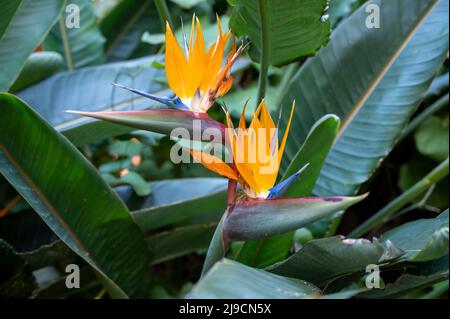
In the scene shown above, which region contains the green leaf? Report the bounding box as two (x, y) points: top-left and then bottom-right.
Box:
(0, 0), (21, 36)
(280, 0), (449, 200)
(102, 171), (151, 196)
(190, 259), (321, 299)
(229, 0), (330, 66)
(415, 116), (449, 162)
(223, 195), (366, 241)
(16, 56), (166, 146)
(0, 0), (65, 91)
(100, 0), (160, 62)
(267, 236), (400, 285)
(358, 272), (448, 299)
(282, 115), (341, 197)
(0, 93), (150, 298)
(147, 224), (216, 264)
(9, 52), (64, 93)
(381, 210), (449, 262)
(131, 178), (227, 232)
(45, 0), (106, 69)
(234, 234), (293, 268)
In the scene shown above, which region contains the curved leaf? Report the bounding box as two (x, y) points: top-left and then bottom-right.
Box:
(0, 93), (150, 298)
(279, 0), (449, 198)
(358, 272), (449, 299)
(381, 210), (449, 262)
(0, 0), (65, 91)
(229, 0), (330, 66)
(9, 52), (63, 93)
(190, 259), (321, 299)
(282, 114), (341, 197)
(223, 195), (366, 241)
(267, 236), (399, 285)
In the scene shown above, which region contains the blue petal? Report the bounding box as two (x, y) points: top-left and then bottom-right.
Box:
(267, 163), (310, 199)
(113, 83), (189, 110)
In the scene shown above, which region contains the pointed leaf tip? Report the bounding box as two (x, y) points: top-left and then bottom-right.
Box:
(223, 194), (366, 241)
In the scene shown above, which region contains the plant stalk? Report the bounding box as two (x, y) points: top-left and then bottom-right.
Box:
(256, 0), (270, 106)
(400, 93), (449, 141)
(200, 180), (236, 277)
(349, 158), (449, 238)
(155, 0), (173, 29)
(58, 17), (73, 71)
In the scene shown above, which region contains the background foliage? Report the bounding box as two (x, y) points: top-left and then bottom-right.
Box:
(0, 0), (448, 299)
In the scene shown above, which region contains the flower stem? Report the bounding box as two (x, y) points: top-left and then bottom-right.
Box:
(256, 0), (270, 106)
(155, 0), (173, 29)
(58, 17), (73, 71)
(349, 157), (449, 238)
(201, 180), (236, 277)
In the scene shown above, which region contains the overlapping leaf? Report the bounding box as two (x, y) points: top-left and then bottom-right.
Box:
(0, 0), (65, 91)
(279, 0), (449, 199)
(0, 94), (150, 298)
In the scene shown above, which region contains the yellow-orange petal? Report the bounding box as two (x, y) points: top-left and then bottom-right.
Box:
(165, 22), (188, 99)
(190, 149), (238, 180)
(186, 18), (206, 97)
(199, 30), (230, 94)
(278, 101), (295, 165)
(238, 100), (249, 130)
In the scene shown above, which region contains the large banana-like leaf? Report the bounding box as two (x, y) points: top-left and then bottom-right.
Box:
(279, 0), (449, 198)
(16, 56), (166, 146)
(229, 0), (330, 66)
(223, 195), (366, 241)
(267, 236), (401, 285)
(0, 0), (65, 91)
(190, 259), (321, 299)
(0, 93), (150, 298)
(45, 0), (106, 69)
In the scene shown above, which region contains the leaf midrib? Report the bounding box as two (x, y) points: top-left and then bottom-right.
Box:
(0, 143), (97, 270)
